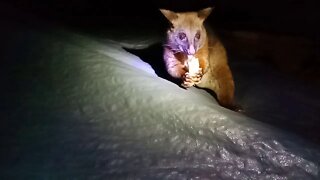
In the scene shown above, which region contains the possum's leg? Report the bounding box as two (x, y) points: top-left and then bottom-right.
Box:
(215, 68), (235, 109)
(212, 65), (235, 108)
(197, 65), (235, 108)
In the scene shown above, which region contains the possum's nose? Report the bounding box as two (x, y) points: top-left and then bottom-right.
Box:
(188, 45), (196, 55)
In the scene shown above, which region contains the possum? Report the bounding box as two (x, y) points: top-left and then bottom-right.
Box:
(160, 7), (237, 110)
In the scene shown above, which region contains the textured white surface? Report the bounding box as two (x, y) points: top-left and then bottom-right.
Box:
(1, 24), (320, 179)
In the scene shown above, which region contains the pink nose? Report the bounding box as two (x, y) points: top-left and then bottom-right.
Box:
(188, 46), (196, 55)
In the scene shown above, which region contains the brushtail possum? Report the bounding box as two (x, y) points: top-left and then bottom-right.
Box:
(160, 7), (237, 110)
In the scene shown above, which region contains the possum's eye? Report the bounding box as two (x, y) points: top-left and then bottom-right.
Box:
(178, 32), (186, 41)
(195, 32), (201, 40)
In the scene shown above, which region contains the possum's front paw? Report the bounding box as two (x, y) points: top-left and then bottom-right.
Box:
(182, 72), (195, 88)
(182, 68), (203, 88)
(190, 68), (203, 84)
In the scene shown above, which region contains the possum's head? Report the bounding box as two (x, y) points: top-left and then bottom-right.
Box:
(160, 7), (212, 55)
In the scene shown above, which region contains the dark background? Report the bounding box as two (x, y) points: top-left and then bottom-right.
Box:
(3, 0), (320, 79)
(3, 0), (319, 35)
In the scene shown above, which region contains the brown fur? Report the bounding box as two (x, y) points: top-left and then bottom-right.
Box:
(161, 8), (236, 109)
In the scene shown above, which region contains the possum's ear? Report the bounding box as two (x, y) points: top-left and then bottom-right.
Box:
(198, 7), (213, 21)
(160, 9), (178, 23)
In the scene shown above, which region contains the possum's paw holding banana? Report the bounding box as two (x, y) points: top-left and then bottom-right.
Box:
(182, 55), (202, 88)
(182, 69), (202, 88)
(182, 72), (195, 88)
(191, 68), (203, 84)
